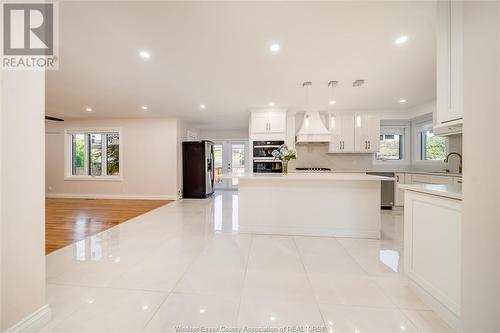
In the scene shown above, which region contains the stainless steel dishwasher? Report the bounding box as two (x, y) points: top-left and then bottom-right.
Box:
(366, 172), (395, 208)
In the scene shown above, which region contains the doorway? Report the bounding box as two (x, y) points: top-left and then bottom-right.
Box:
(213, 140), (249, 190)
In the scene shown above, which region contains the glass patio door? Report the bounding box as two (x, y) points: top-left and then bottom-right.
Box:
(213, 141), (248, 190)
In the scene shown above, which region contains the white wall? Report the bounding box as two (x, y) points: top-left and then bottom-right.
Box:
(200, 128), (249, 140)
(1, 71), (49, 331)
(45, 118), (179, 200)
(461, 2), (500, 331)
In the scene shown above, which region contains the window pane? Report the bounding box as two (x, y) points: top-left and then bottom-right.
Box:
(213, 144), (223, 185)
(106, 133), (120, 176)
(89, 134), (102, 176)
(72, 134), (86, 175)
(231, 144), (245, 185)
(376, 134), (402, 160)
(423, 130), (446, 160)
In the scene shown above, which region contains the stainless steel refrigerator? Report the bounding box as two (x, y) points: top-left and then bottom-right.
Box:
(182, 140), (215, 198)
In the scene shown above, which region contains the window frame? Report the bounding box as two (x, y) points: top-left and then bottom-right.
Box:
(64, 128), (123, 181)
(373, 122), (410, 166)
(412, 118), (449, 165)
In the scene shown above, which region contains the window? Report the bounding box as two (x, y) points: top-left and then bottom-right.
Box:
(420, 130), (447, 161)
(66, 130), (121, 179)
(376, 127), (405, 161)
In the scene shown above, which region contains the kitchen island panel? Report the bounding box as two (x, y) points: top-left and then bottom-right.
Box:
(238, 177), (381, 238)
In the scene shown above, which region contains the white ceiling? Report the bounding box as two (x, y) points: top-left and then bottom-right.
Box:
(46, 1), (437, 129)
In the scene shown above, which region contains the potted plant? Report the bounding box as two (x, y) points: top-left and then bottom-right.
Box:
(271, 144), (297, 175)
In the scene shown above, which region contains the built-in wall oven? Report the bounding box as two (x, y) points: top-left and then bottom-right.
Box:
(253, 140), (284, 173)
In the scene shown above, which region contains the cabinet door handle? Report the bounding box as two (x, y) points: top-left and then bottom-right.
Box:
(396, 175), (399, 182)
(368, 141), (370, 149)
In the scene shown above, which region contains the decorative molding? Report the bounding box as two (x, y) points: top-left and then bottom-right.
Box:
(4, 304), (51, 333)
(46, 193), (178, 200)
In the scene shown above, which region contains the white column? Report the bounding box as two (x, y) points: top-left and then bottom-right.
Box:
(0, 69), (49, 331)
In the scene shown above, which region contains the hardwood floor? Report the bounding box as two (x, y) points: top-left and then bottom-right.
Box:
(45, 198), (171, 254)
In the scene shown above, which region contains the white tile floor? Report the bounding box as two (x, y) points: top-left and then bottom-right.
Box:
(42, 191), (455, 333)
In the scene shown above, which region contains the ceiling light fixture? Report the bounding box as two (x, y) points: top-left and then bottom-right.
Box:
(329, 100), (336, 105)
(353, 80), (365, 87)
(395, 35), (409, 45)
(85, 107), (93, 112)
(141, 105), (148, 111)
(268, 102), (275, 107)
(399, 98), (407, 103)
(139, 50), (151, 59)
(199, 104), (206, 109)
(270, 43), (280, 53)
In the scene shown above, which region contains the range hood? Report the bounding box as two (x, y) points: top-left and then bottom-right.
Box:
(296, 111), (331, 143)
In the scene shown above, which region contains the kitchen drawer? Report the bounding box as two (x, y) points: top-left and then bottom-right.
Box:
(409, 174), (454, 185)
(453, 177), (462, 185)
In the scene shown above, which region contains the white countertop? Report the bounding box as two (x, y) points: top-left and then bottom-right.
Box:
(399, 183), (463, 200)
(220, 172), (393, 181)
(289, 170), (462, 177)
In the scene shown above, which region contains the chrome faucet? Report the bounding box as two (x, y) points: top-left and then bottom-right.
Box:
(444, 152), (463, 174)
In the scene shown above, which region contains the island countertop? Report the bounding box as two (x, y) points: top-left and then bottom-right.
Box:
(399, 183), (462, 200)
(219, 172), (393, 181)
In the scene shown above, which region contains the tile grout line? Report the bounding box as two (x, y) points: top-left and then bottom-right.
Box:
(291, 236), (328, 329)
(139, 234), (215, 332)
(336, 238), (412, 311)
(234, 233), (253, 326)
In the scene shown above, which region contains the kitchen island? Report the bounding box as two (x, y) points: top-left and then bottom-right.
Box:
(224, 173), (389, 238)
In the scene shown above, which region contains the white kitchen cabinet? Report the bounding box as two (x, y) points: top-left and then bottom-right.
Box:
(327, 113), (379, 153)
(250, 110), (286, 141)
(328, 113), (355, 153)
(404, 190), (462, 330)
(354, 114), (380, 153)
(394, 173), (405, 206)
(268, 112), (286, 133)
(436, 0), (463, 132)
(408, 174), (454, 185)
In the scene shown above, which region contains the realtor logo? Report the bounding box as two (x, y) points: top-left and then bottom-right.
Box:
(1, 2), (59, 69)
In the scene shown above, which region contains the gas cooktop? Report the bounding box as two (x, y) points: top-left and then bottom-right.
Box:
(295, 167), (332, 171)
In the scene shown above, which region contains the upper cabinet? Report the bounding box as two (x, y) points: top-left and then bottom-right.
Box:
(328, 113), (355, 153)
(354, 114), (380, 153)
(250, 110), (287, 141)
(328, 112), (380, 153)
(436, 0), (463, 133)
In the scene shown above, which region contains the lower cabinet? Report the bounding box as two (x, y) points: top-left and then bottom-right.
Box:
(408, 174), (454, 185)
(395, 173), (457, 207)
(404, 190), (462, 331)
(394, 173), (405, 206)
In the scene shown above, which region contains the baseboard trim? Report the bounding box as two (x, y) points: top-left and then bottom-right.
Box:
(46, 193), (178, 200)
(5, 304), (51, 333)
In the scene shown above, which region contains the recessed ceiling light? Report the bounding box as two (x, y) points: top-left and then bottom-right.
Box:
(268, 102), (275, 107)
(270, 43), (280, 53)
(395, 35), (409, 45)
(85, 107), (93, 112)
(399, 98), (407, 103)
(329, 100), (336, 105)
(141, 105), (148, 111)
(199, 104), (206, 109)
(139, 50), (151, 59)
